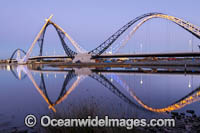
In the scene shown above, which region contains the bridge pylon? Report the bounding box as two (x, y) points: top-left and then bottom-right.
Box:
(18, 15), (53, 64)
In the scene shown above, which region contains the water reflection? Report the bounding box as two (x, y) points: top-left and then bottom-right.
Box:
(6, 65), (200, 114)
(10, 65), (147, 113)
(107, 73), (200, 113)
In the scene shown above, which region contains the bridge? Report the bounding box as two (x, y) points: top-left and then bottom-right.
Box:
(7, 65), (200, 113)
(9, 12), (200, 64)
(19, 52), (200, 61)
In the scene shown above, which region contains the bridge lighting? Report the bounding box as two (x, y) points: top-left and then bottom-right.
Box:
(189, 40), (191, 51)
(188, 82), (191, 88)
(140, 75), (143, 85)
(54, 49), (56, 56)
(6, 65), (10, 71)
(188, 76), (193, 88)
(111, 78), (113, 82)
(188, 76), (191, 88)
(140, 79), (143, 85)
(108, 51), (112, 54)
(16, 50), (21, 60)
(107, 47), (113, 54)
(140, 43), (143, 53)
(45, 14), (53, 22)
(18, 72), (21, 80)
(189, 39), (193, 52)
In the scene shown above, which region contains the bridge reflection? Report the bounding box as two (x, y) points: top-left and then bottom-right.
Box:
(7, 65), (200, 113)
(109, 74), (200, 113)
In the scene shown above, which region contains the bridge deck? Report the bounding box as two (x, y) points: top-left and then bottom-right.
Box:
(28, 52), (200, 60)
(93, 52), (200, 58)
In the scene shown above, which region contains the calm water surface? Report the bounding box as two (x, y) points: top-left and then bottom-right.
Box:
(0, 65), (200, 130)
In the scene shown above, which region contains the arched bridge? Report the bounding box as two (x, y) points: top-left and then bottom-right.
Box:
(89, 12), (200, 55)
(10, 13), (200, 63)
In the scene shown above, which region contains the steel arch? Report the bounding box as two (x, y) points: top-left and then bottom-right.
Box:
(9, 48), (27, 63)
(89, 13), (200, 55)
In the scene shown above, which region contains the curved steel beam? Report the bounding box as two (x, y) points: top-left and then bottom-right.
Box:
(55, 71), (76, 103)
(37, 23), (48, 56)
(9, 48), (27, 63)
(39, 73), (53, 105)
(35, 22), (77, 58)
(9, 65), (27, 80)
(49, 21), (87, 53)
(129, 85), (200, 113)
(21, 15), (78, 63)
(88, 13), (160, 55)
(114, 14), (200, 53)
(50, 22), (77, 58)
(90, 13), (200, 55)
(36, 70), (150, 112)
(39, 71), (76, 106)
(21, 15), (53, 63)
(54, 75), (85, 105)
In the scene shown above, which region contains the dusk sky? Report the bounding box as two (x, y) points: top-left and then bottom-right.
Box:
(0, 0), (200, 58)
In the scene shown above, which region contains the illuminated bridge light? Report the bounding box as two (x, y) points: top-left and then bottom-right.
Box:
(111, 78), (113, 82)
(188, 82), (191, 88)
(6, 65), (10, 71)
(140, 75), (143, 85)
(140, 80), (143, 85)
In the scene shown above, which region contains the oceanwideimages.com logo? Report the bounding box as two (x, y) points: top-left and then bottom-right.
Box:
(25, 114), (175, 129)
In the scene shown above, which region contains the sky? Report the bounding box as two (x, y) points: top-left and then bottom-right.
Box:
(0, 0), (200, 58)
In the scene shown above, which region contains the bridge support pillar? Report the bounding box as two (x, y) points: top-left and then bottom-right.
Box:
(73, 53), (95, 63)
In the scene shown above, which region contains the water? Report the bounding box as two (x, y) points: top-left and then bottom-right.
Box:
(0, 65), (200, 130)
